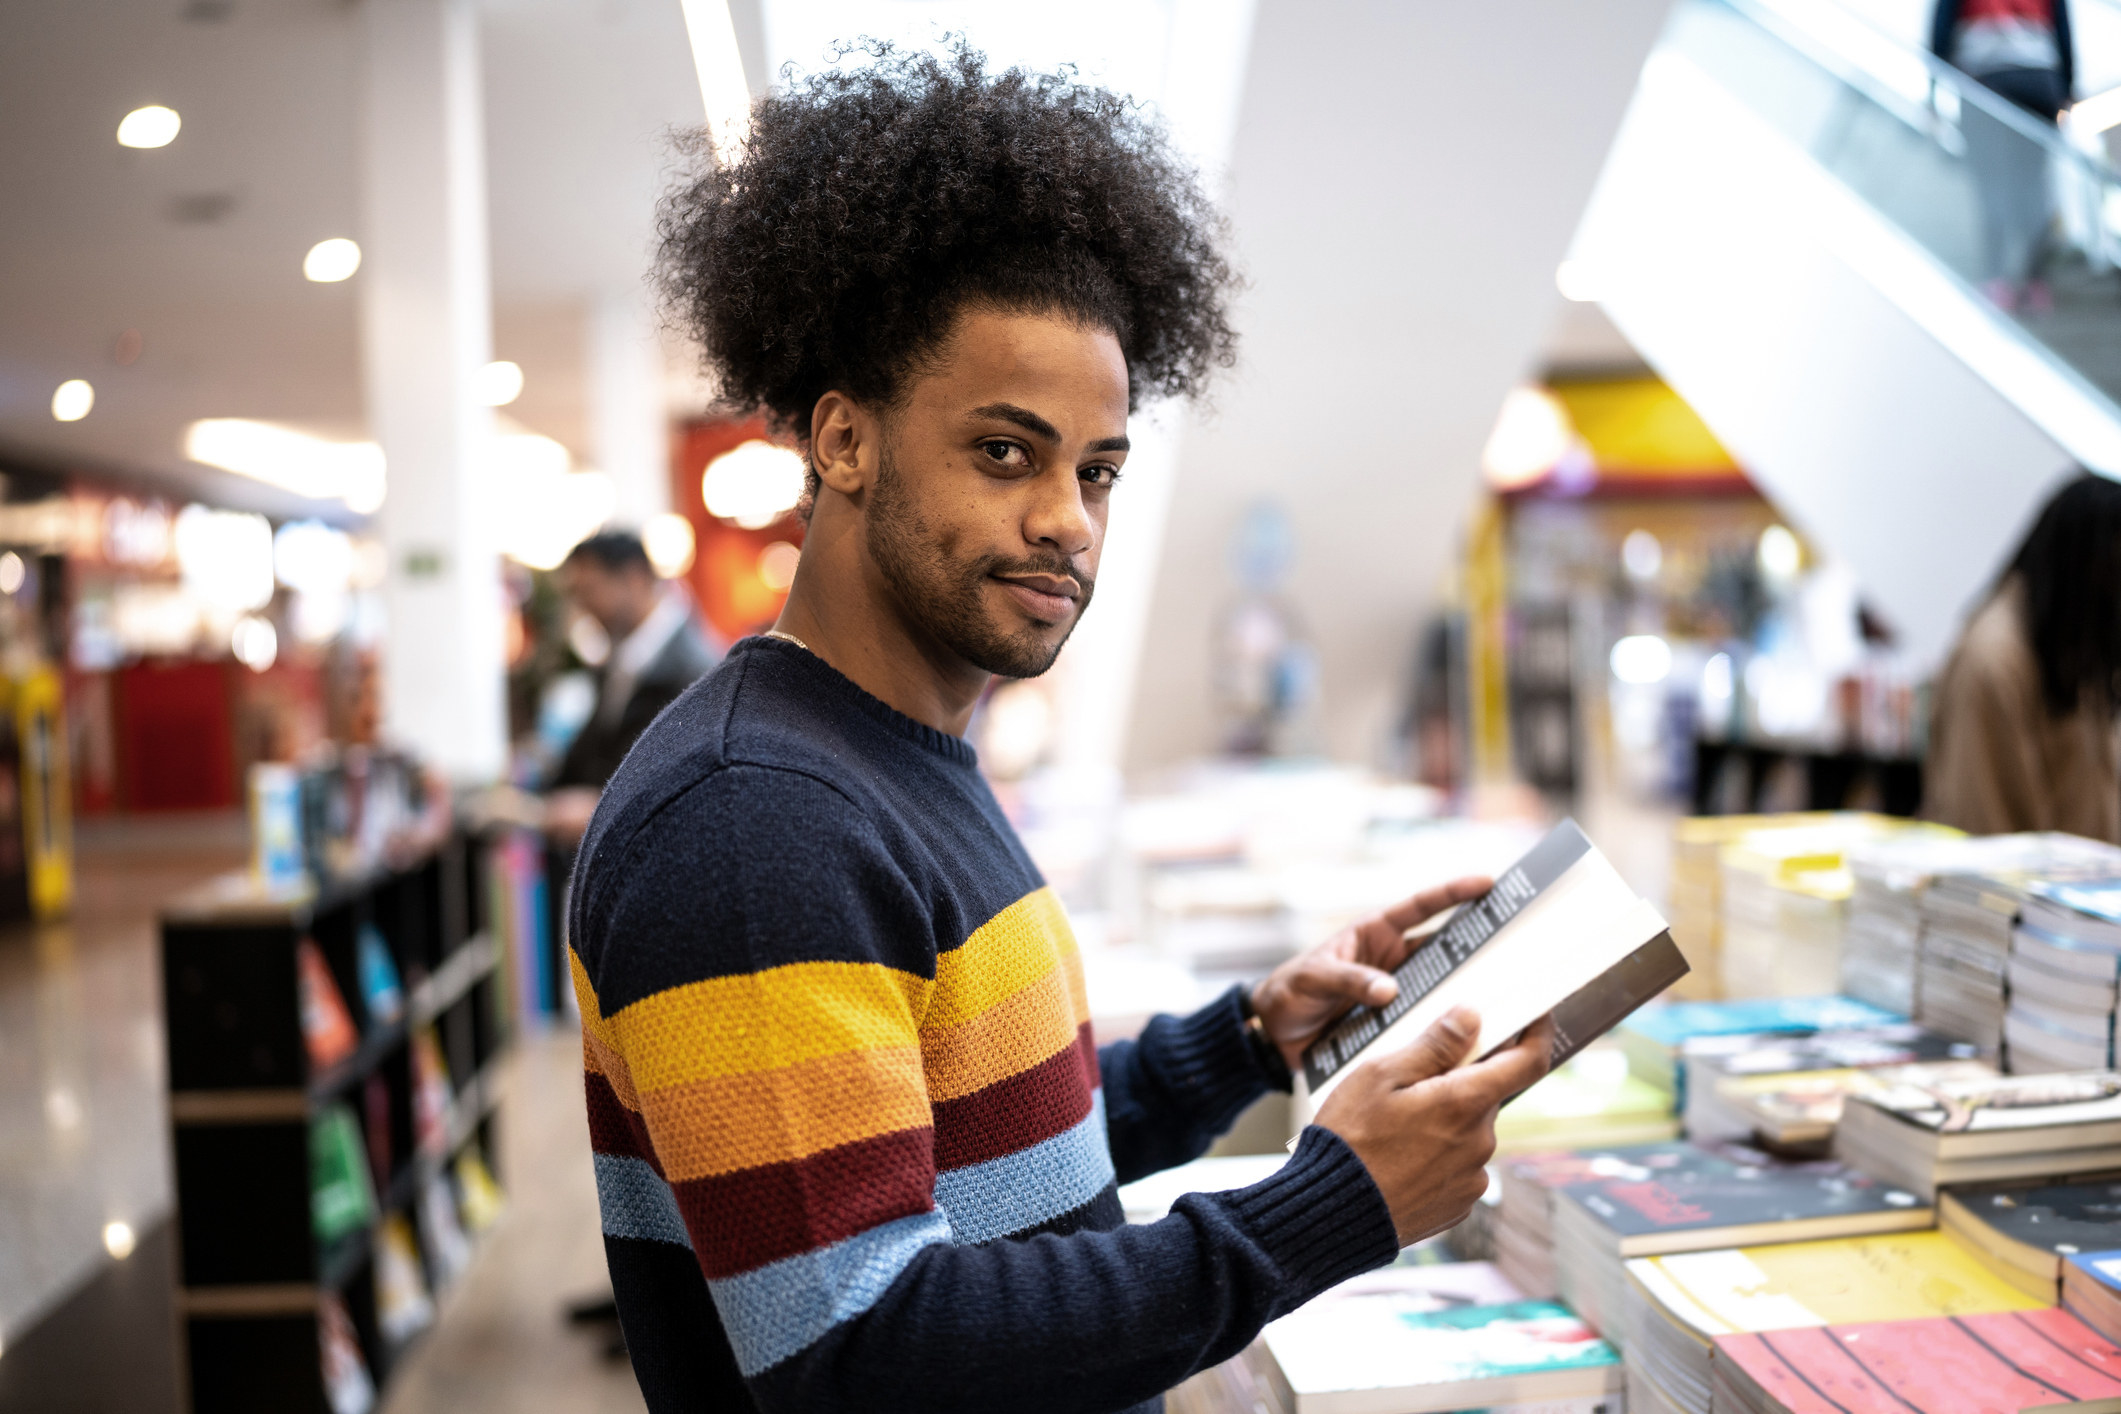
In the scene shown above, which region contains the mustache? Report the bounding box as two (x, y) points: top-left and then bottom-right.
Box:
(983, 553), (1094, 598)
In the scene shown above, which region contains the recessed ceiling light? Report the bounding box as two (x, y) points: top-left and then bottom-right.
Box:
(303, 238), (361, 283)
(51, 380), (94, 422)
(475, 360), (524, 406)
(117, 106), (181, 149)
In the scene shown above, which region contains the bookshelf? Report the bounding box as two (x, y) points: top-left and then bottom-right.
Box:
(160, 830), (510, 1414)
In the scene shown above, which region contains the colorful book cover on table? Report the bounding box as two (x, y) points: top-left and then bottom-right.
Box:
(1947, 1177), (2121, 1261)
(1713, 1308), (2121, 1413)
(1560, 1149), (1923, 1239)
(1264, 1298), (1619, 1402)
(1623, 996), (1902, 1050)
(1636, 1231), (2040, 1333)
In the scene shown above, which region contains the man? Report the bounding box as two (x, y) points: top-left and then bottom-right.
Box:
(569, 44), (1552, 1413)
(545, 530), (718, 844)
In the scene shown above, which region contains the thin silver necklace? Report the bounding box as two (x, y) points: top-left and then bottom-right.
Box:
(763, 628), (811, 653)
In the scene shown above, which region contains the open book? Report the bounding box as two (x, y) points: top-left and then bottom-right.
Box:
(1298, 819), (1686, 1109)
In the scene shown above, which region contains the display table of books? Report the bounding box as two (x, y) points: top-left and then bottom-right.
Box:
(1153, 818), (2121, 1414)
(159, 829), (509, 1414)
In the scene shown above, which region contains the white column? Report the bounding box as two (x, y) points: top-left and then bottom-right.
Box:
(360, 0), (507, 782)
(588, 291), (670, 529)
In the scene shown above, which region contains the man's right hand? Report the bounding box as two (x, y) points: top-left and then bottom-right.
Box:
(1312, 1006), (1554, 1246)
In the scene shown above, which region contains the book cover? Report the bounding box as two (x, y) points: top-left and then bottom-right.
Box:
(410, 1025), (453, 1153)
(309, 1103), (377, 1245)
(454, 1148), (504, 1233)
(1712, 1308), (2121, 1413)
(1299, 820), (1674, 1102)
(418, 1174), (473, 1289)
(1622, 996), (1901, 1052)
(1641, 1230), (2040, 1333)
(1845, 1070), (2121, 1141)
(1942, 1177), (2121, 1278)
(374, 1212), (435, 1345)
(1696, 1025), (1980, 1080)
(1727, 1060), (1999, 1147)
(1258, 1298), (1621, 1413)
(297, 936), (359, 1071)
(356, 923), (404, 1028)
(319, 1291), (376, 1414)
(1559, 1152), (1925, 1247)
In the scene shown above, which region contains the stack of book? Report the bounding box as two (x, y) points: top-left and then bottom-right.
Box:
(1939, 1173), (2121, 1300)
(1835, 1069), (2121, 1199)
(1710, 1307), (2121, 1413)
(1912, 835), (2121, 1057)
(1691, 1057), (1996, 1155)
(1239, 1260), (1626, 1414)
(2011, 879), (2121, 1074)
(1548, 1145), (1931, 1340)
(1678, 1023), (1985, 1148)
(1839, 829), (1976, 1014)
(1622, 1230), (2039, 1414)
(2068, 1250), (2121, 1345)
(1493, 1047), (1680, 1156)
(1616, 995), (1900, 1109)
(1719, 818), (1932, 1000)
(1668, 814), (1839, 1001)
(1495, 1142), (1694, 1299)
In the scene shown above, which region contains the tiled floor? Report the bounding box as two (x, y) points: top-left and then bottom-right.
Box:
(0, 813), (246, 1350)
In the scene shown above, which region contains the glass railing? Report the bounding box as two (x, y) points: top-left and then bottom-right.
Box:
(1664, 0), (2121, 414)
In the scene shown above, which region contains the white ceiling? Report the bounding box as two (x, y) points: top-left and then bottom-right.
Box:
(0, 0), (702, 521)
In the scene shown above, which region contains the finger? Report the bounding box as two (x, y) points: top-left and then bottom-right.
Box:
(1451, 1016), (1557, 1106)
(1375, 1006), (1480, 1086)
(1297, 955), (1401, 1008)
(1380, 875), (1492, 933)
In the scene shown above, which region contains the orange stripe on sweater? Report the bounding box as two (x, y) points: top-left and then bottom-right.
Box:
(920, 965), (1080, 1103)
(640, 1044), (931, 1182)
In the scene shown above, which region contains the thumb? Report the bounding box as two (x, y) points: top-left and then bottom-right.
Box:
(1377, 1006), (1480, 1087)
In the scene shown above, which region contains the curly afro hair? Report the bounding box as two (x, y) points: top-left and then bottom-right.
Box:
(657, 41), (1239, 450)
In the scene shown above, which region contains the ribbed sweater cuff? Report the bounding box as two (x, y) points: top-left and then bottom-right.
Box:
(1152, 987), (1283, 1136)
(1222, 1126), (1399, 1303)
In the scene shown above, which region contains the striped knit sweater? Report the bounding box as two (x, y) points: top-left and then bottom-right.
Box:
(568, 637), (1399, 1413)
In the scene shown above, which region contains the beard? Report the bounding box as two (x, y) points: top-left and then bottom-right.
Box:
(864, 444), (1094, 680)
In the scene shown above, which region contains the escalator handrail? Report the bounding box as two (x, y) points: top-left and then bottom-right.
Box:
(1721, 0), (2120, 187)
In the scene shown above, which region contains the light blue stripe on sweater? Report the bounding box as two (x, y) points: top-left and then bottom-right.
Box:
(709, 1209), (952, 1376)
(594, 1152), (692, 1248)
(933, 1090), (1114, 1245)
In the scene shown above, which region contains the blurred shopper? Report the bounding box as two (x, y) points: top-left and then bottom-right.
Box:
(1925, 472), (2121, 840)
(544, 530), (717, 844)
(1932, 0), (2075, 311)
(567, 42), (1551, 1414)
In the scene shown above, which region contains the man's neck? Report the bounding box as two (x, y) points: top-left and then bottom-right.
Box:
(770, 517), (989, 737)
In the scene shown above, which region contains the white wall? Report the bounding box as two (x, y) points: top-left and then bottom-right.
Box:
(1572, 45), (2079, 670)
(1122, 0), (1676, 773)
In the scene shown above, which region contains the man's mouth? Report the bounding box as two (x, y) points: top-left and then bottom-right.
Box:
(991, 572), (1080, 625)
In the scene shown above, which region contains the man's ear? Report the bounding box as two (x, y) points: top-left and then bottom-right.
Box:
(808, 391), (877, 499)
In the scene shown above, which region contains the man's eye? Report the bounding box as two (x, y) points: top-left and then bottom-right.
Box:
(981, 441), (1029, 467)
(1081, 464), (1122, 488)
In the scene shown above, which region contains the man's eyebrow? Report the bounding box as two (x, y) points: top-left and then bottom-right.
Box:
(969, 402), (1061, 442)
(970, 402), (1129, 455)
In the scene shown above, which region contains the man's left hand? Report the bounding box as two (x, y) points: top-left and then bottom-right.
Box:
(1248, 875), (1492, 1073)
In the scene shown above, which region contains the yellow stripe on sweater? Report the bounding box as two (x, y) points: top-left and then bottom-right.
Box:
(920, 965), (1080, 1103)
(611, 959), (932, 1090)
(642, 1044), (931, 1180)
(927, 887), (1080, 1029)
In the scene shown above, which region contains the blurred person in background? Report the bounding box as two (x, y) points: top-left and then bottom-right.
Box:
(1932, 0), (2075, 311)
(567, 41), (1551, 1414)
(1925, 471), (2121, 840)
(543, 530), (717, 844)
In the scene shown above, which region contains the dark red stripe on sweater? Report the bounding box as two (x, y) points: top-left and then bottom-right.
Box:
(586, 1068), (665, 1178)
(672, 1125), (937, 1280)
(1075, 1020), (1100, 1091)
(931, 1041), (1096, 1172)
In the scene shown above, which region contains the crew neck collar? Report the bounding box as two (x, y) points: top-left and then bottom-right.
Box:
(737, 634), (980, 768)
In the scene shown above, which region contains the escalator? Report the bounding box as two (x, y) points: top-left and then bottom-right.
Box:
(1572, 0), (2121, 665)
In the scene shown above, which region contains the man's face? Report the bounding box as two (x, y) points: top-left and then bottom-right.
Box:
(862, 307), (1129, 680)
(559, 559), (653, 640)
